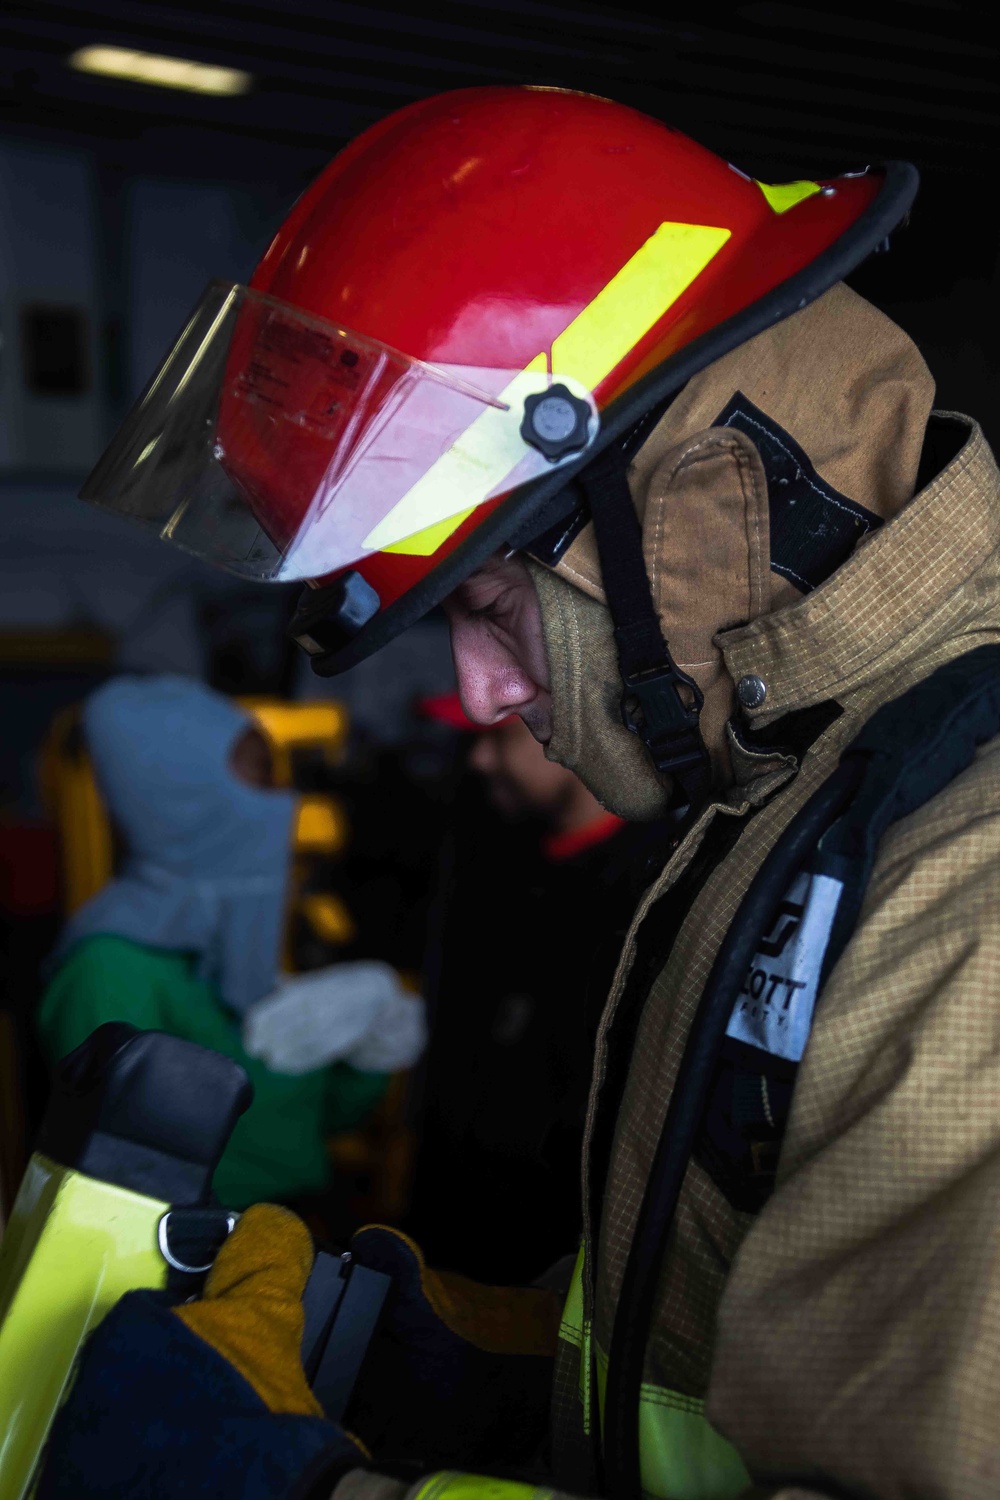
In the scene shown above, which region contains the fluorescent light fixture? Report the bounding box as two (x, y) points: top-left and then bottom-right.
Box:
(69, 44), (252, 97)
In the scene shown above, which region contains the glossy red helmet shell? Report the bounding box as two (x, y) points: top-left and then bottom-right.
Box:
(245, 85), (907, 633)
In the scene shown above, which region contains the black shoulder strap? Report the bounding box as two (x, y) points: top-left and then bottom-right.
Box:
(603, 642), (1000, 1500)
(579, 444), (711, 822)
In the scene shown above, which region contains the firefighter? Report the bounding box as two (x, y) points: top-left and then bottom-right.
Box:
(36, 85), (1000, 1500)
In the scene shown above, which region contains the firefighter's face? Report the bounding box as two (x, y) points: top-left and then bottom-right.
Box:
(443, 552), (553, 744)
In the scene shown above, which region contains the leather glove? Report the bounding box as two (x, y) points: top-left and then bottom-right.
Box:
(35, 1204), (367, 1500)
(345, 1226), (562, 1471)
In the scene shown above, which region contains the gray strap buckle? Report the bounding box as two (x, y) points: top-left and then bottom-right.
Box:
(157, 1209), (239, 1275)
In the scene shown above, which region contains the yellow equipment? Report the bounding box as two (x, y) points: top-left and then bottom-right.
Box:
(0, 1159), (169, 1498)
(242, 697), (356, 957)
(0, 1023), (250, 1500)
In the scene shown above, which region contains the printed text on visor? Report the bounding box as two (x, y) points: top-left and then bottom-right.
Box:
(80, 281), (598, 584)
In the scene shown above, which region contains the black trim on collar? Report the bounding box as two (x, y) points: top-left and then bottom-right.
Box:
(714, 393), (883, 593)
(731, 699), (844, 763)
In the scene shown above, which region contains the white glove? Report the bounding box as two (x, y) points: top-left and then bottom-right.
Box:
(242, 960), (426, 1076)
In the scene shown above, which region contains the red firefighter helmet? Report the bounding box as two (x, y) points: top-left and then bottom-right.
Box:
(81, 86), (916, 674)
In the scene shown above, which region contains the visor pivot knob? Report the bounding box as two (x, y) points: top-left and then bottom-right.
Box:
(521, 385), (592, 462)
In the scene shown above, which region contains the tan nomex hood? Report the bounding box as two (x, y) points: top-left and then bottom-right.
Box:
(530, 282), (935, 820)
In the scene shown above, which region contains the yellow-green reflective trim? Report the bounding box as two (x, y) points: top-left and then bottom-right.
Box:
(636, 1389), (750, 1500)
(412, 1474), (553, 1500)
(560, 1249), (749, 1497)
(370, 220), (730, 558)
(0, 1153), (169, 1500)
(558, 1245), (585, 1350)
(550, 221), (731, 392)
(755, 178), (822, 215)
(591, 1340), (750, 1500)
(558, 1247), (594, 1434)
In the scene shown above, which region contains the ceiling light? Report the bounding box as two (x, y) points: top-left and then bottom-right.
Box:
(68, 45), (252, 97)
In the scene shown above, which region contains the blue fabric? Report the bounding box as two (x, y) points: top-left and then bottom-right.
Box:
(34, 1292), (359, 1500)
(54, 676), (296, 1015)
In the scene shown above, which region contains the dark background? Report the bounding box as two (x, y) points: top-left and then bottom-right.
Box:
(4, 0), (995, 430)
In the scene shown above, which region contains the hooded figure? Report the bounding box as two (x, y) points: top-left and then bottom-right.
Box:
(54, 675), (296, 1015)
(38, 675), (424, 1210)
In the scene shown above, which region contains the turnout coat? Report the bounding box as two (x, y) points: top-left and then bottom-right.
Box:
(341, 289), (1000, 1500)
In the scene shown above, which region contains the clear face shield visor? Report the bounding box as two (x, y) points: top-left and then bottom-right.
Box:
(81, 282), (598, 583)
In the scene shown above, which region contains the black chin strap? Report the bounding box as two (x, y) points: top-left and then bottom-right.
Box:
(579, 443), (711, 824)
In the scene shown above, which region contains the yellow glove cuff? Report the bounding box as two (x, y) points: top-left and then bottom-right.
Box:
(175, 1202), (323, 1417)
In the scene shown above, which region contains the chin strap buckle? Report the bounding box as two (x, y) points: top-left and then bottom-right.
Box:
(619, 655), (711, 819)
(580, 439), (713, 822)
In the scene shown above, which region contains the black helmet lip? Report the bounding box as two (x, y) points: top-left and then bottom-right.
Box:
(303, 160), (919, 677)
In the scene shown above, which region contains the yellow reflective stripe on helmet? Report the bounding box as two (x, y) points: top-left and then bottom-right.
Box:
(412, 1474), (553, 1500)
(756, 178), (821, 215)
(550, 221), (730, 393)
(371, 221), (730, 558)
(363, 355), (549, 555)
(381, 505), (476, 556)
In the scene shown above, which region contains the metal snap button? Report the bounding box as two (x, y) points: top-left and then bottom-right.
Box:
(737, 674), (767, 709)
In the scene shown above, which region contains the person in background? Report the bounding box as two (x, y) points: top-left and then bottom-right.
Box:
(407, 693), (673, 1283)
(36, 674), (425, 1211)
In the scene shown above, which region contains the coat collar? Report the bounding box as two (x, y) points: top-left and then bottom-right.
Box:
(720, 415), (1000, 728)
